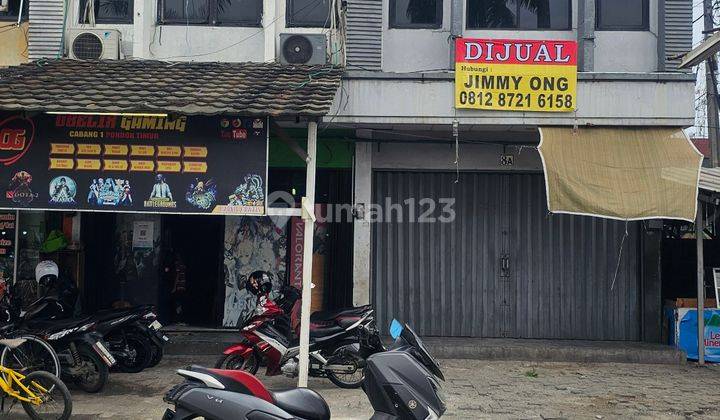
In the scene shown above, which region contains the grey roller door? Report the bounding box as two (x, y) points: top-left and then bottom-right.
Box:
(372, 171), (640, 340)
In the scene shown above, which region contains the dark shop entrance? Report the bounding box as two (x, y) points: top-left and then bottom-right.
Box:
(82, 212), (225, 327)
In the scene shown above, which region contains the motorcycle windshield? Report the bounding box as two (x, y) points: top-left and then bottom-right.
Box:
(401, 324), (444, 381)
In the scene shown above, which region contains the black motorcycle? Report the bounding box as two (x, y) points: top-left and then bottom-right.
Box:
(163, 320), (446, 420)
(93, 305), (169, 372)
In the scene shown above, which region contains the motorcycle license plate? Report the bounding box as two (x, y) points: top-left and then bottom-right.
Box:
(149, 320), (163, 330)
(93, 341), (117, 366)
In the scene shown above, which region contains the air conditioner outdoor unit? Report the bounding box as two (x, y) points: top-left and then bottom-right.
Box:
(279, 34), (327, 65)
(67, 29), (121, 60)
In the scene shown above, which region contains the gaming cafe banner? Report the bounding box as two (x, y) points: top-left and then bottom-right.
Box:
(0, 113), (268, 215)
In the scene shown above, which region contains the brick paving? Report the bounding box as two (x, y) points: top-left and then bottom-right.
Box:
(9, 356), (718, 419)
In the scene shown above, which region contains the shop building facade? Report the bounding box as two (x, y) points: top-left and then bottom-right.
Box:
(0, 0), (697, 341)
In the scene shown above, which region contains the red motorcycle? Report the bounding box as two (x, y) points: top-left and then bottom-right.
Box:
(216, 283), (383, 389)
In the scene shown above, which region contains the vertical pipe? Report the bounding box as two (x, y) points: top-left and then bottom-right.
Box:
(696, 202), (705, 365)
(705, 0), (720, 167)
(12, 210), (19, 284)
(298, 121), (318, 387)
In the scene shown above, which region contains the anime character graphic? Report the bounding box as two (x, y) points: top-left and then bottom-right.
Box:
(7, 171), (37, 204)
(228, 174), (264, 207)
(48, 176), (76, 204)
(186, 178), (217, 210)
(221, 217), (287, 327)
(120, 180), (133, 206)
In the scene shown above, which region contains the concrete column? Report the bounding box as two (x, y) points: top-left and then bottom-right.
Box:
(263, 0), (277, 62)
(353, 142), (372, 306)
(133, 0), (154, 59)
(577, 0), (595, 71)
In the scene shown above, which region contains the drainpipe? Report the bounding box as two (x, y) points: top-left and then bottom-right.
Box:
(448, 0), (463, 68)
(578, 0), (595, 71)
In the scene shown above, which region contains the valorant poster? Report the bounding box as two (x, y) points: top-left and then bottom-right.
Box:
(0, 113), (267, 215)
(222, 216), (286, 327)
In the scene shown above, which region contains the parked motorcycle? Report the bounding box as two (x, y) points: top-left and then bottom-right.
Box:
(163, 320), (446, 420)
(217, 277), (384, 388)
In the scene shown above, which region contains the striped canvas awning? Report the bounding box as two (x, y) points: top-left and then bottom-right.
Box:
(539, 127), (703, 222)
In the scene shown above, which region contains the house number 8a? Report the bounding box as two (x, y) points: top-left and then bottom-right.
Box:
(500, 154), (515, 166)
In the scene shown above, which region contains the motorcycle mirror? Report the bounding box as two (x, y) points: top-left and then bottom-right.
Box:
(390, 319), (403, 339)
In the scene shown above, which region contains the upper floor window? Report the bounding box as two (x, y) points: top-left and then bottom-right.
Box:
(596, 0), (648, 30)
(0, 0), (28, 21)
(389, 0), (443, 29)
(79, 0), (134, 24)
(287, 0), (332, 27)
(466, 0), (570, 30)
(158, 0), (262, 26)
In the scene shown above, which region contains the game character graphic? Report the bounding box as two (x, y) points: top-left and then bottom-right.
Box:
(120, 180), (133, 206)
(145, 174), (176, 208)
(48, 176), (76, 204)
(228, 174), (264, 207)
(186, 178), (217, 210)
(88, 178), (132, 206)
(7, 171), (37, 204)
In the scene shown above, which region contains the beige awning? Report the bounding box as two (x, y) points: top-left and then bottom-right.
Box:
(539, 127), (703, 222)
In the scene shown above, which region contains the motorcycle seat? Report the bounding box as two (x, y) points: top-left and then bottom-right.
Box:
(309, 326), (343, 339)
(26, 316), (93, 333)
(271, 388), (330, 420)
(310, 305), (371, 323)
(93, 308), (141, 323)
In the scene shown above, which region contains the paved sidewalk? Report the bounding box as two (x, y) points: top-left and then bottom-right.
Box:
(8, 356), (719, 419)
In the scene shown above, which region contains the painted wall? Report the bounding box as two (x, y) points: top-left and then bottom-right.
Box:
(0, 22), (29, 67)
(65, 0), (331, 62)
(381, 0), (658, 73)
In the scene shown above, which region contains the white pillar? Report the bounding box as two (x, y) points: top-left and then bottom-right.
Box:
(353, 142), (372, 306)
(133, 0), (154, 59)
(263, 0), (277, 62)
(298, 121), (317, 387)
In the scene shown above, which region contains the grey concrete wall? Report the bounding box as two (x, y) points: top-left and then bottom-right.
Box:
(353, 142), (373, 306)
(331, 73), (695, 127)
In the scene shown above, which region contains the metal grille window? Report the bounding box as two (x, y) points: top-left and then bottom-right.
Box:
(596, 0), (648, 30)
(79, 0), (134, 24)
(287, 0), (332, 28)
(0, 0), (28, 21)
(466, 0), (570, 29)
(389, 0), (443, 29)
(158, 0), (262, 26)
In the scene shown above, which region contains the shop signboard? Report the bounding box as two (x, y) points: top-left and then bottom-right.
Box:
(454, 38), (578, 112)
(0, 113), (268, 215)
(667, 308), (720, 362)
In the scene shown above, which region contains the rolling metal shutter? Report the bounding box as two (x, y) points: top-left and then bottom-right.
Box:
(372, 172), (640, 340)
(346, 0), (382, 70)
(28, 0), (65, 60)
(664, 0), (692, 72)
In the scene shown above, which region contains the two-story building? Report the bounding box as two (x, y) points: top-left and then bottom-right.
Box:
(0, 0), (696, 341)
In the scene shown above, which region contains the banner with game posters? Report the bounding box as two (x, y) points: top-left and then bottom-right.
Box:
(0, 113), (268, 215)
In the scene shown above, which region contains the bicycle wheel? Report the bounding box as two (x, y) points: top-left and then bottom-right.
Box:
(20, 370), (73, 420)
(1, 335), (61, 377)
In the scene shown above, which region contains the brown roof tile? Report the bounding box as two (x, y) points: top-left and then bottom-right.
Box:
(0, 59), (342, 116)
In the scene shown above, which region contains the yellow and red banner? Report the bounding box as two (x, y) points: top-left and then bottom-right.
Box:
(455, 38), (577, 112)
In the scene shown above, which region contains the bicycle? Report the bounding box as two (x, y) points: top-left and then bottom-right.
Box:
(0, 339), (72, 419)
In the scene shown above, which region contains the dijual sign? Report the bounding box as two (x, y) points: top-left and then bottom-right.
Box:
(455, 38), (578, 112)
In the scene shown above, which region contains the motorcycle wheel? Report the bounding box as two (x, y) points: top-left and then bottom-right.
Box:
(21, 370), (73, 420)
(214, 352), (260, 374)
(326, 347), (366, 389)
(148, 342), (163, 368)
(116, 333), (152, 373)
(72, 345), (109, 393)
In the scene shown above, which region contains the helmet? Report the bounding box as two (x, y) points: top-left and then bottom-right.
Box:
(35, 260), (59, 286)
(245, 271), (271, 296)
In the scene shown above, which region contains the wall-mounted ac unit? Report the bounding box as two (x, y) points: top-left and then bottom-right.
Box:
(279, 34), (327, 65)
(67, 29), (121, 60)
